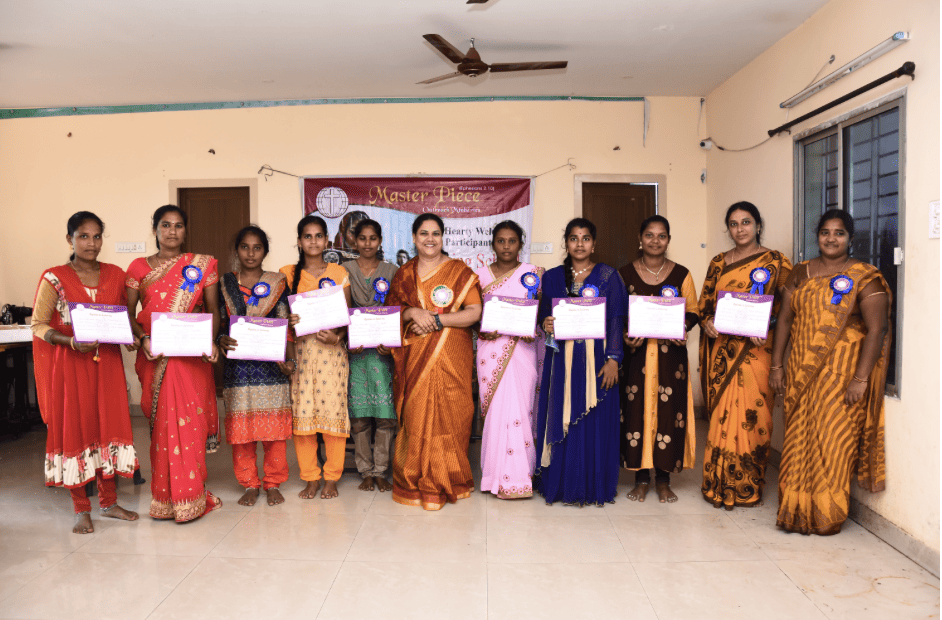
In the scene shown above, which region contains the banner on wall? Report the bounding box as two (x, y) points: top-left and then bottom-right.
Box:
(300, 176), (534, 270)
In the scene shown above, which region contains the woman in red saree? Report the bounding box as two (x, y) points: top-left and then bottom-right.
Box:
(127, 205), (223, 522)
(31, 212), (139, 533)
(386, 213), (483, 510)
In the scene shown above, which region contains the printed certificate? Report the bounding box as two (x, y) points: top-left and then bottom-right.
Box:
(348, 307), (402, 349)
(68, 303), (135, 345)
(714, 291), (773, 338)
(627, 296), (686, 340)
(552, 297), (606, 341)
(150, 312), (213, 357)
(227, 317), (288, 362)
(480, 295), (539, 338)
(289, 286), (350, 337)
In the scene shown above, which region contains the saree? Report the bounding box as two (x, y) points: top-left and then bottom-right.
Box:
(219, 271), (292, 444)
(476, 262), (545, 499)
(534, 264), (627, 506)
(387, 258), (482, 510)
(619, 263), (698, 474)
(31, 263), (138, 488)
(127, 253), (221, 522)
(777, 262), (890, 535)
(699, 250), (792, 509)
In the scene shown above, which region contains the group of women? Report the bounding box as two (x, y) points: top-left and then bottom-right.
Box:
(32, 200), (890, 537)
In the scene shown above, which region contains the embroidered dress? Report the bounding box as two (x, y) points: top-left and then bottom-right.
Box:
(619, 263), (698, 478)
(698, 250), (792, 509)
(31, 264), (139, 500)
(777, 262), (890, 535)
(387, 258), (482, 510)
(127, 253), (221, 522)
(476, 262), (545, 499)
(534, 264), (627, 506)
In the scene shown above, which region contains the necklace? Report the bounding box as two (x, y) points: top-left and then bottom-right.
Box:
(814, 255), (852, 278)
(639, 256), (666, 280)
(70, 259), (100, 273)
(357, 259), (379, 280)
(571, 265), (592, 277)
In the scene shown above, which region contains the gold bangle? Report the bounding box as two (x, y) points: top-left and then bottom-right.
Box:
(852, 375), (869, 383)
(69, 337), (77, 351)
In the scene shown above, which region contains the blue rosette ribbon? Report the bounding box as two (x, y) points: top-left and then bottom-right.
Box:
(520, 271), (540, 300)
(829, 274), (854, 305)
(319, 277), (336, 289)
(660, 285), (680, 298)
(180, 265), (203, 292)
(749, 267), (771, 295)
(373, 277), (390, 304)
(580, 284), (600, 298)
(247, 282), (270, 307)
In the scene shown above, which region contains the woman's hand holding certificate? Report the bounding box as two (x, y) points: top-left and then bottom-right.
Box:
(288, 286), (350, 337)
(226, 317), (288, 362)
(713, 291), (773, 339)
(626, 296), (685, 340)
(480, 294), (539, 338)
(68, 303), (135, 345)
(552, 297), (606, 340)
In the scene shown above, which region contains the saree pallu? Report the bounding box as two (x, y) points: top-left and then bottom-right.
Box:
(476, 263), (545, 499)
(219, 272), (292, 444)
(127, 253), (221, 522)
(619, 264), (698, 474)
(699, 250), (792, 509)
(777, 263), (890, 535)
(387, 258), (482, 510)
(31, 264), (138, 488)
(535, 264), (627, 506)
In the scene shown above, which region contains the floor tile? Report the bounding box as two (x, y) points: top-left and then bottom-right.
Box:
(487, 563), (658, 620)
(487, 515), (627, 563)
(79, 510), (246, 556)
(485, 491), (604, 519)
(634, 560), (828, 620)
(209, 511), (364, 561)
(369, 487), (487, 517)
(346, 513), (486, 563)
(610, 513), (768, 563)
(734, 516), (909, 562)
(149, 557), (341, 620)
(0, 503), (119, 553)
(317, 561), (487, 620)
(0, 550), (68, 603)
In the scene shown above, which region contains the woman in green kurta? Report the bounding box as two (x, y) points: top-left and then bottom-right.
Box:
(344, 219), (399, 492)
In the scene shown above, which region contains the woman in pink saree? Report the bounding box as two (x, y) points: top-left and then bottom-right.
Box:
(476, 222), (544, 499)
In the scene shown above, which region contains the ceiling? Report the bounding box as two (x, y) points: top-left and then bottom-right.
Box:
(0, 0), (832, 109)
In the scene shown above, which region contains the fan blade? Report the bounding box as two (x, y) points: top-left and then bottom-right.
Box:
(489, 61), (569, 72)
(416, 71), (463, 85)
(422, 34), (466, 64)
(466, 0), (489, 3)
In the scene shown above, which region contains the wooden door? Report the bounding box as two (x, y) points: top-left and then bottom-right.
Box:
(582, 183), (656, 272)
(178, 187), (251, 394)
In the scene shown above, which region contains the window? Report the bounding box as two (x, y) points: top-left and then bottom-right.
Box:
(795, 98), (903, 394)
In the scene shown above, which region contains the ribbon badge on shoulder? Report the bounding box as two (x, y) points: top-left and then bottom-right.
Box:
(431, 285), (453, 314)
(580, 284), (600, 298)
(247, 282), (270, 307)
(660, 285), (680, 298)
(829, 275), (854, 305)
(319, 277), (336, 289)
(749, 267), (771, 295)
(373, 277), (390, 304)
(180, 265), (203, 292)
(520, 272), (540, 300)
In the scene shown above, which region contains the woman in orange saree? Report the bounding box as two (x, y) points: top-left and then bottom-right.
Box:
(699, 202), (792, 510)
(386, 213), (483, 510)
(770, 210), (889, 535)
(127, 205), (223, 522)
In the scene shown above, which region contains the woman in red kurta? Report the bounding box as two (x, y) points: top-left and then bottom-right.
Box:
(31, 212), (139, 533)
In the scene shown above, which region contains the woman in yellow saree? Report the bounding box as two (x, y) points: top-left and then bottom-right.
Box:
(699, 202), (792, 510)
(770, 210), (889, 535)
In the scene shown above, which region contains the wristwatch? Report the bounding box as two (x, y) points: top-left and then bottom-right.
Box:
(434, 315), (444, 331)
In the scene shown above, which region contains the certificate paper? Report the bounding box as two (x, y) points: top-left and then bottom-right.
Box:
(480, 295), (539, 338)
(227, 317), (288, 362)
(348, 307), (402, 349)
(714, 291), (773, 338)
(68, 303), (135, 345)
(151, 313), (213, 357)
(552, 297), (606, 341)
(288, 286), (350, 337)
(627, 296), (685, 340)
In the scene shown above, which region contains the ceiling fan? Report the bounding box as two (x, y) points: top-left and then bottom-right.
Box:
(417, 34), (568, 84)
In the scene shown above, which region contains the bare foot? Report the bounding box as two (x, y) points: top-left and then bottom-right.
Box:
(73, 513), (94, 534)
(321, 480), (339, 499)
(266, 488), (285, 506)
(358, 476), (376, 491)
(101, 505), (139, 521)
(375, 477), (393, 493)
(656, 482), (678, 503)
(626, 482), (649, 502)
(238, 488), (260, 506)
(299, 480), (321, 499)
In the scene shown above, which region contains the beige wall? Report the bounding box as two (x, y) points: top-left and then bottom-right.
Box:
(0, 97), (708, 404)
(705, 0), (939, 552)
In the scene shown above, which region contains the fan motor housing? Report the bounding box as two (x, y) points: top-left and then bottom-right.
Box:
(458, 61), (489, 77)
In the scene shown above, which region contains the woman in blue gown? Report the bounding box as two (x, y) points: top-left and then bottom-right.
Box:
(535, 218), (628, 506)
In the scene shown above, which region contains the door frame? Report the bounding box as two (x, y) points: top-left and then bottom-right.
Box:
(169, 178), (259, 222)
(574, 174), (666, 217)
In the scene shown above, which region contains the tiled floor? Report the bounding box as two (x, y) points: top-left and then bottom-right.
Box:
(0, 418), (938, 619)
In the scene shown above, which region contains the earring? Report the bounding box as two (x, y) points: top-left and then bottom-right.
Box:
(639, 243), (642, 250)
